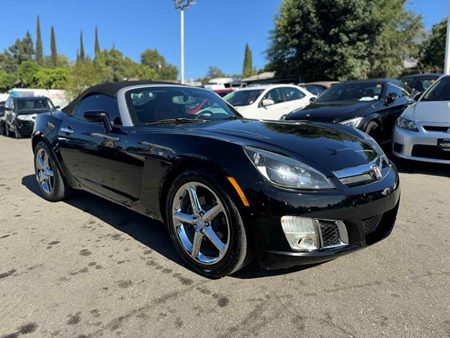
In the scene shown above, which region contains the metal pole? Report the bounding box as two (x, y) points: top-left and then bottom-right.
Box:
(445, 0), (450, 74)
(180, 9), (185, 84)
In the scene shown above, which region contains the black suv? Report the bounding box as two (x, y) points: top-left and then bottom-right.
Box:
(3, 96), (56, 138)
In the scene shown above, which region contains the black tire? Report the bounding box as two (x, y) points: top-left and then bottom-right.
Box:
(0, 122), (4, 136)
(5, 123), (10, 137)
(166, 170), (248, 278)
(33, 141), (71, 202)
(14, 125), (22, 139)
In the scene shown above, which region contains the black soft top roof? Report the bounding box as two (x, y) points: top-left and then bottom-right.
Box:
(62, 80), (183, 114)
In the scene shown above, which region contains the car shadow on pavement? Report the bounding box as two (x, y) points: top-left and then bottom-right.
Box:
(22, 174), (314, 279)
(391, 158), (450, 177)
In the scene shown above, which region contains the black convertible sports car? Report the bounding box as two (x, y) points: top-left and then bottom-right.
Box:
(284, 80), (413, 145)
(32, 81), (400, 278)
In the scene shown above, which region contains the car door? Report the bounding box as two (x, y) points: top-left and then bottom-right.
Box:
(4, 98), (14, 130)
(58, 94), (142, 205)
(280, 87), (309, 113)
(258, 88), (287, 120)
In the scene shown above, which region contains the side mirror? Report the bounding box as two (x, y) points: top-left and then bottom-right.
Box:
(262, 99), (275, 107)
(310, 97), (316, 102)
(384, 93), (398, 105)
(55, 105), (60, 109)
(84, 111), (112, 131)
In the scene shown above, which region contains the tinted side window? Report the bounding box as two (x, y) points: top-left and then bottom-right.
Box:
(75, 94), (121, 125)
(263, 89), (284, 104)
(281, 87), (305, 101)
(388, 84), (404, 98)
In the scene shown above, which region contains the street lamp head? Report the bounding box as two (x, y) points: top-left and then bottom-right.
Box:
(174, 0), (196, 10)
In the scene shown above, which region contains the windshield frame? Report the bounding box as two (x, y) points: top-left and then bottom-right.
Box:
(123, 85), (241, 126)
(316, 82), (385, 103)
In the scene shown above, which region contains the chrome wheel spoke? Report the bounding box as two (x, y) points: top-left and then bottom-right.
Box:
(46, 177), (53, 192)
(36, 156), (45, 170)
(46, 169), (54, 177)
(203, 226), (225, 253)
(187, 185), (202, 214)
(191, 231), (203, 258)
(173, 211), (195, 224)
(203, 204), (223, 223)
(172, 181), (230, 265)
(43, 153), (49, 168)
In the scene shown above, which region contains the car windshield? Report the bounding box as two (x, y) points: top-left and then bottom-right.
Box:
(126, 86), (239, 125)
(16, 98), (54, 112)
(421, 77), (450, 102)
(402, 76), (438, 93)
(224, 89), (264, 107)
(317, 82), (383, 103)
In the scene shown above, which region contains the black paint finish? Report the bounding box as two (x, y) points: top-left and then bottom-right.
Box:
(32, 85), (400, 269)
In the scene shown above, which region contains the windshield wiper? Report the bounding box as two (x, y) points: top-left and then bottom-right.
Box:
(145, 118), (205, 125)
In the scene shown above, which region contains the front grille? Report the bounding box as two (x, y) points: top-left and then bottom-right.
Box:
(423, 126), (450, 133)
(412, 145), (450, 160)
(318, 221), (341, 247)
(362, 215), (383, 235)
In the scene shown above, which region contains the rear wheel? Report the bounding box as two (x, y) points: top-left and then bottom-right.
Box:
(166, 170), (248, 278)
(34, 141), (71, 201)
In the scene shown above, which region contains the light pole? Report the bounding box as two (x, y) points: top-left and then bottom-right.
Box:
(445, 0), (450, 74)
(175, 0), (195, 84)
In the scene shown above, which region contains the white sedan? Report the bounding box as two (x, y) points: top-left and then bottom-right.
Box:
(393, 75), (450, 164)
(224, 84), (315, 120)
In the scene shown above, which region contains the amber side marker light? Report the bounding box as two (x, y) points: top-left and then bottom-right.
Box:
(226, 177), (250, 207)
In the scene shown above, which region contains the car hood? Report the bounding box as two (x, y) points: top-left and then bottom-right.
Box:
(181, 119), (379, 174)
(402, 101), (450, 123)
(285, 101), (379, 123)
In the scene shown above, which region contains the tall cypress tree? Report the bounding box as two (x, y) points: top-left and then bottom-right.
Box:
(79, 31), (85, 62)
(242, 43), (253, 78)
(50, 26), (57, 67)
(36, 16), (43, 64)
(94, 26), (100, 57)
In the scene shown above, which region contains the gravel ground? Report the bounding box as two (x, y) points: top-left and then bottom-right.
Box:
(0, 136), (449, 338)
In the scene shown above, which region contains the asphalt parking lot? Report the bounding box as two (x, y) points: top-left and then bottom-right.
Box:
(1, 136), (450, 338)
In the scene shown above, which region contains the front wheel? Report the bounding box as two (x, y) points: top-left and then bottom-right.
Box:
(166, 171), (248, 278)
(34, 141), (71, 201)
(14, 125), (22, 139)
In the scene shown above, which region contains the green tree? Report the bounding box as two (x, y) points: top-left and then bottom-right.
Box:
(8, 31), (35, 65)
(36, 16), (44, 65)
(0, 52), (18, 73)
(420, 18), (447, 71)
(35, 68), (69, 89)
(141, 49), (178, 80)
(50, 26), (57, 67)
(95, 26), (100, 57)
(368, 0), (423, 78)
(206, 66), (225, 79)
(78, 31), (86, 63)
(242, 43), (253, 78)
(17, 61), (41, 87)
(0, 71), (16, 92)
(65, 59), (110, 97)
(268, 0), (422, 81)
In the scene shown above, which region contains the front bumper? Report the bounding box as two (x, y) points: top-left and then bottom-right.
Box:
(13, 120), (35, 136)
(238, 166), (400, 269)
(392, 126), (450, 164)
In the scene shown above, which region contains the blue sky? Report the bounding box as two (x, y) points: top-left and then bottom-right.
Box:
(0, 0), (447, 79)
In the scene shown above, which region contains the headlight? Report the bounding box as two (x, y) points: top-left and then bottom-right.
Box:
(397, 117), (418, 132)
(339, 117), (364, 128)
(17, 114), (36, 121)
(244, 146), (334, 190)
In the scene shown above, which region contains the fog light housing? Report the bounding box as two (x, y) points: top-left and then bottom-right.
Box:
(280, 216), (320, 252)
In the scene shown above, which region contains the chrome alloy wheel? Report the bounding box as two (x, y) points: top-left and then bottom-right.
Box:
(35, 148), (54, 194)
(172, 182), (230, 265)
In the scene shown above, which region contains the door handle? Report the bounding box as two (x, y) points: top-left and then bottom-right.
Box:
(61, 127), (74, 134)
